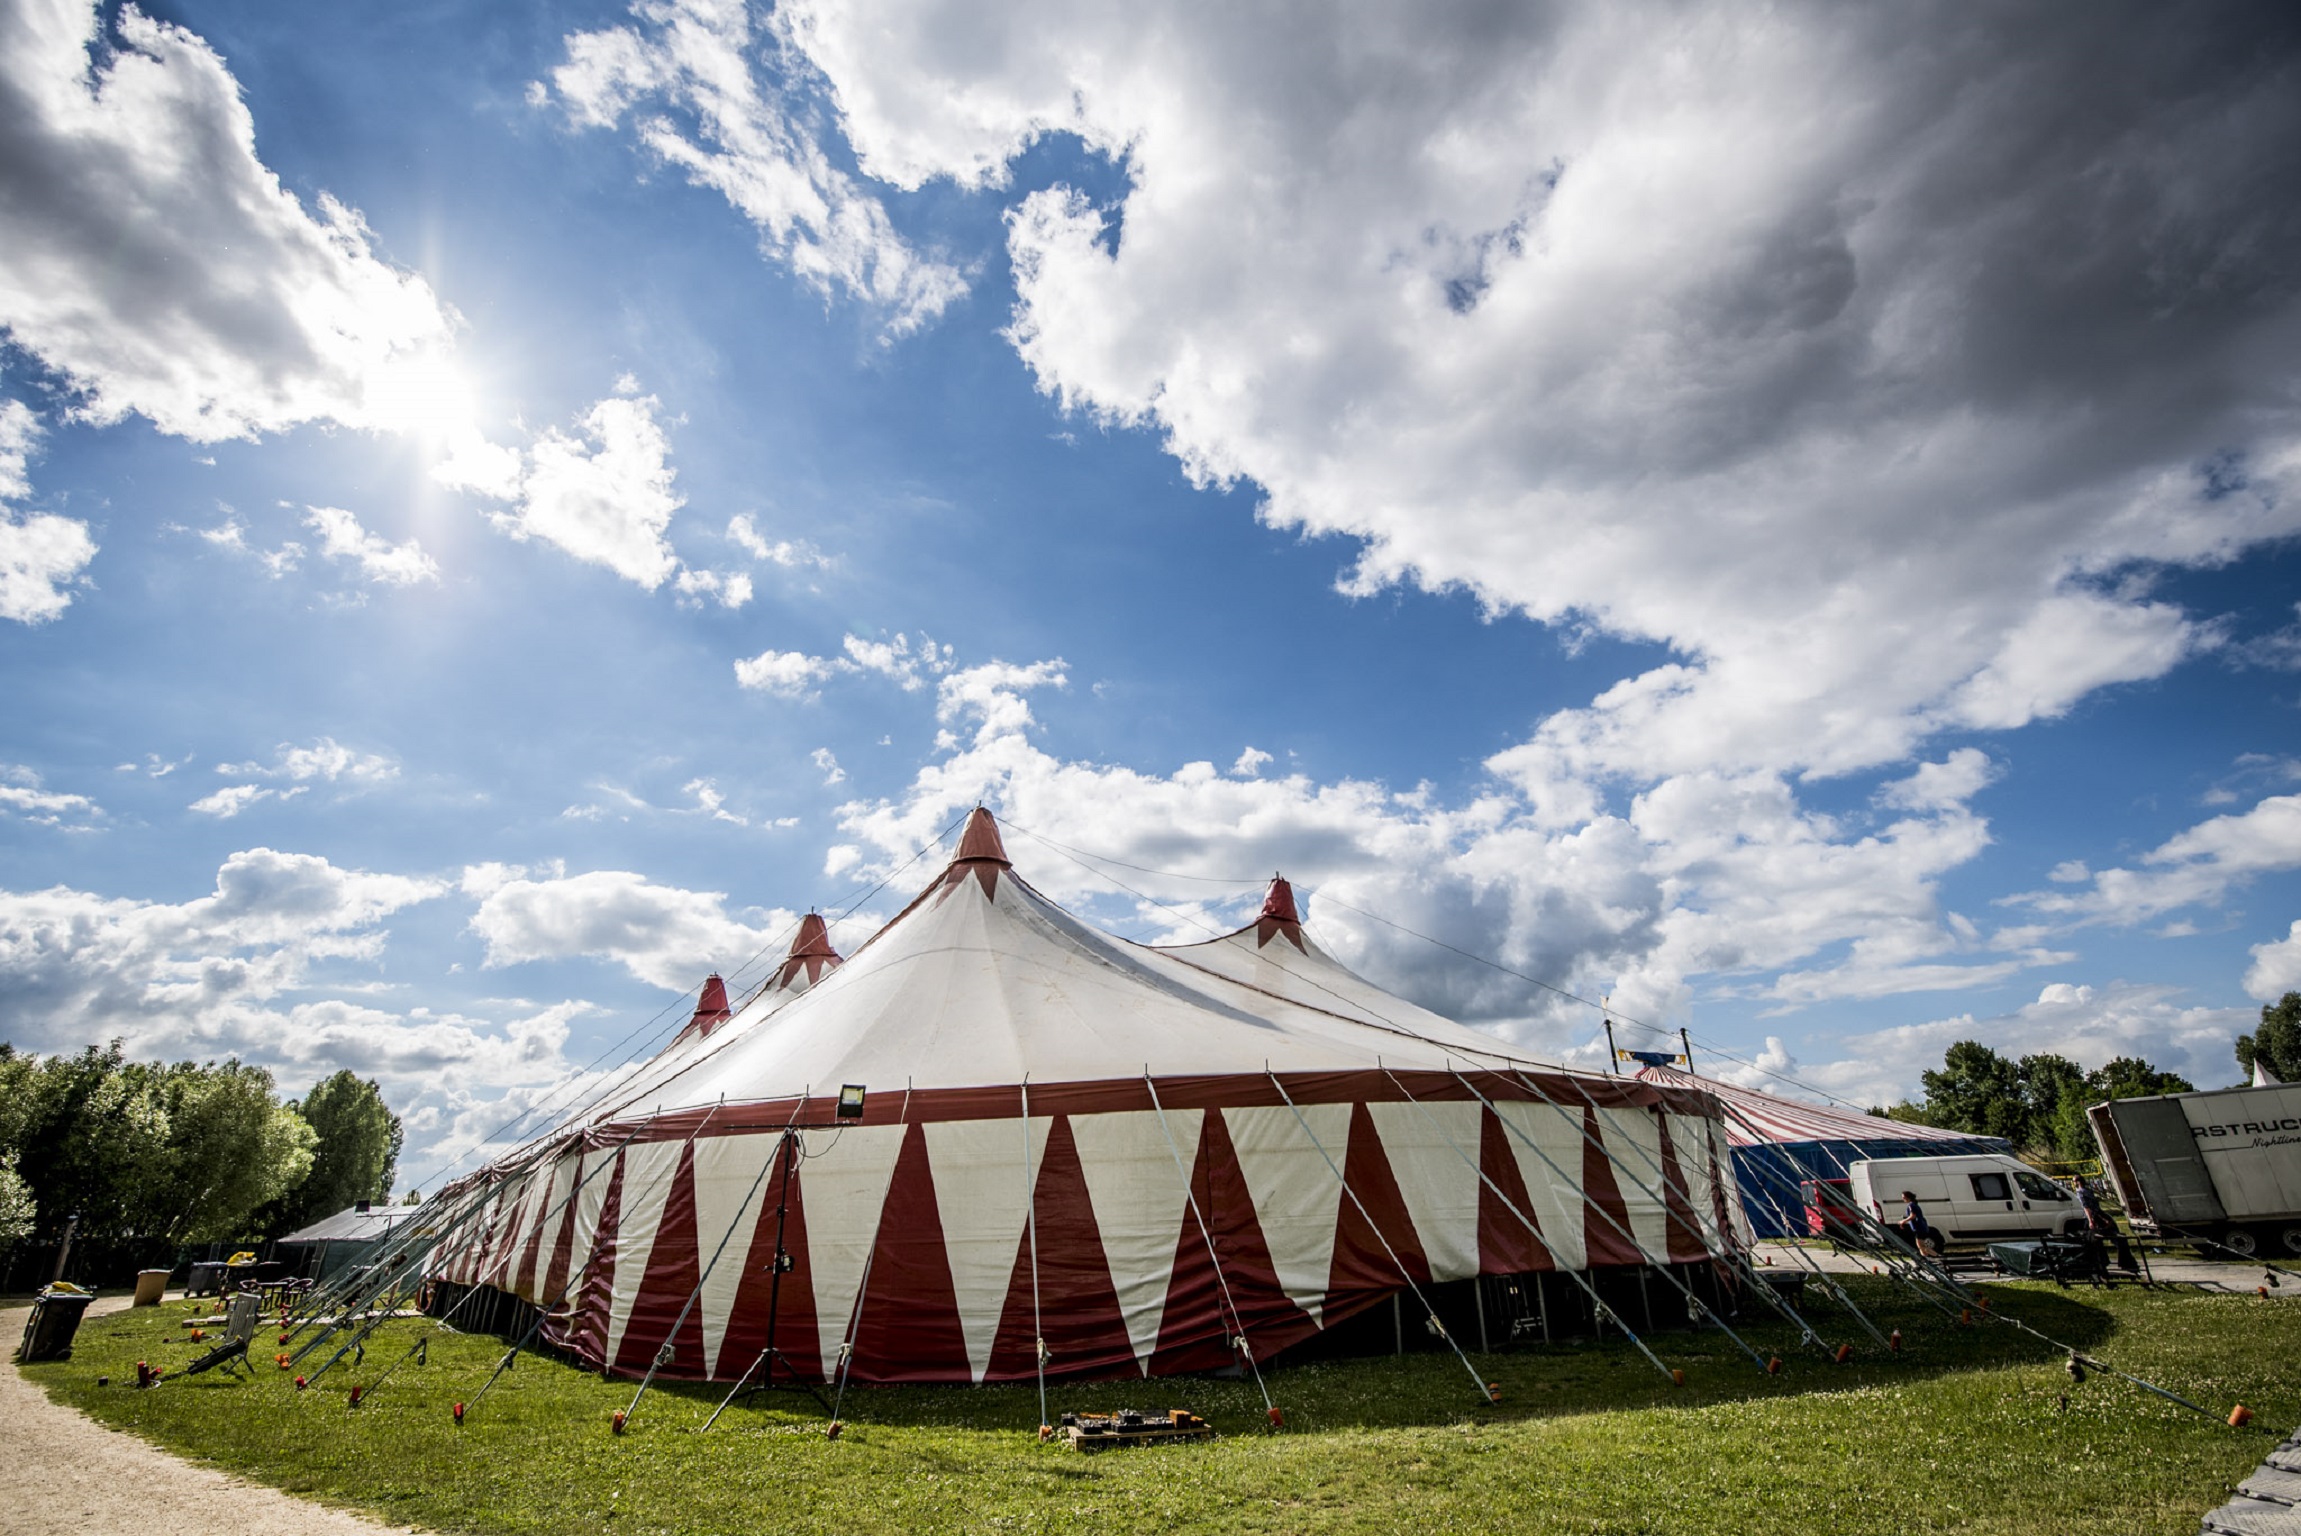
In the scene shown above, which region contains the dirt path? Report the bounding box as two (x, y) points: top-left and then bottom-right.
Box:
(1, 1296), (433, 1536)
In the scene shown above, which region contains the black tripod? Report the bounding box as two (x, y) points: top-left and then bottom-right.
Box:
(704, 1125), (833, 1427)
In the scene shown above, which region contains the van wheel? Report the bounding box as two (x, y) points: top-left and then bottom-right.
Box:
(2221, 1227), (2260, 1259)
(2281, 1227), (2301, 1258)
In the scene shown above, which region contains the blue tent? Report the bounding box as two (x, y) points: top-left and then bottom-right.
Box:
(1635, 1065), (2011, 1238)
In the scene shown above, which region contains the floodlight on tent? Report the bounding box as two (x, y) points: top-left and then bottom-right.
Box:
(837, 1084), (867, 1120)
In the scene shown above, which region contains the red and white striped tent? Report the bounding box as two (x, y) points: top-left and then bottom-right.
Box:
(432, 810), (1749, 1385)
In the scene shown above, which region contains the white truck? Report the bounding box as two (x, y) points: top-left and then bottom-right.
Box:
(1846, 1152), (2085, 1245)
(2088, 1083), (2301, 1259)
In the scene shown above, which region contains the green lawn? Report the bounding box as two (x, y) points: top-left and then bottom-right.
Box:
(22, 1278), (2294, 1535)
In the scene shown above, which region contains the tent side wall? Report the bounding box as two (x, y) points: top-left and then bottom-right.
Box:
(430, 1070), (1754, 1385)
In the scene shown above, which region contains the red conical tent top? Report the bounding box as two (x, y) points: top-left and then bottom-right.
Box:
(769, 911), (842, 993)
(940, 806), (1012, 900)
(1255, 875), (1306, 951)
(669, 972), (734, 1048)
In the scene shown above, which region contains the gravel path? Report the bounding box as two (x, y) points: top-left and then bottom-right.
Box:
(1, 1296), (433, 1536)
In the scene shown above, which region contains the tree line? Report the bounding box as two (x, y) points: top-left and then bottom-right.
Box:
(1881, 991), (2301, 1159)
(0, 1041), (404, 1284)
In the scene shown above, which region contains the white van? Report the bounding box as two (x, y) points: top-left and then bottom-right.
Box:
(1847, 1154), (2086, 1245)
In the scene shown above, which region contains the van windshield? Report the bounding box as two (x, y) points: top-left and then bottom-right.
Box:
(2013, 1171), (2068, 1201)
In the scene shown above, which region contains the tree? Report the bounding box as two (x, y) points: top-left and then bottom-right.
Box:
(269, 1071), (401, 1233)
(2237, 992), (2301, 1084)
(0, 1151), (34, 1247)
(1920, 1042), (2029, 1142)
(0, 1041), (317, 1253)
(1919, 1040), (2191, 1159)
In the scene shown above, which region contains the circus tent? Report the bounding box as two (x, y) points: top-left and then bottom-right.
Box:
(431, 810), (1752, 1386)
(1632, 1063), (2008, 1238)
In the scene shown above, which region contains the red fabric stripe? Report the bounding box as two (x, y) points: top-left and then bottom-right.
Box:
(714, 1139), (821, 1382)
(614, 1141), (706, 1376)
(555, 1150), (624, 1370)
(987, 1115), (1136, 1381)
(1579, 1107), (1644, 1266)
(1327, 1100), (1431, 1303)
(849, 1121), (970, 1383)
(1478, 1106), (1550, 1273)
(1653, 1114), (1709, 1264)
(1150, 1106), (1315, 1373)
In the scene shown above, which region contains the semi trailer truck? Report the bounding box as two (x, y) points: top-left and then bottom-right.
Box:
(2087, 1082), (2301, 1258)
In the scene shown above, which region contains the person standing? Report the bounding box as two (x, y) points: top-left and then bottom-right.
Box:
(2075, 1177), (2137, 1271)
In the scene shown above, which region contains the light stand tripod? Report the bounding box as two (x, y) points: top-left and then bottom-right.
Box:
(703, 1108), (854, 1428)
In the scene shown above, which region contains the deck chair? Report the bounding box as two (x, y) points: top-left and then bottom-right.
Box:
(181, 1291), (262, 1378)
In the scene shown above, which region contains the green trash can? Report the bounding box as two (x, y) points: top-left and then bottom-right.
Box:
(17, 1286), (96, 1363)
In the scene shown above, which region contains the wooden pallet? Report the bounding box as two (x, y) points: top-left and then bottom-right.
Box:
(1060, 1409), (1214, 1452)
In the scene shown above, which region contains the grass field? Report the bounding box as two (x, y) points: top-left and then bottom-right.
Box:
(22, 1276), (2296, 1535)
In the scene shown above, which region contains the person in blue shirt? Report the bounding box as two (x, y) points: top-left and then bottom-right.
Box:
(1895, 1191), (1941, 1257)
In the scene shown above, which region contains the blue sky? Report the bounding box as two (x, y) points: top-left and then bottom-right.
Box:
(3, 0), (2299, 1189)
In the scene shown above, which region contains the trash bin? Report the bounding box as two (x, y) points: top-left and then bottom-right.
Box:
(17, 1286), (96, 1363)
(132, 1269), (171, 1307)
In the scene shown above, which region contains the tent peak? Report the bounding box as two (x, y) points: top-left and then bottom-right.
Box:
(937, 806), (1013, 902)
(679, 972), (733, 1043)
(953, 806), (1011, 867)
(772, 912), (842, 992)
(1255, 875), (1306, 951)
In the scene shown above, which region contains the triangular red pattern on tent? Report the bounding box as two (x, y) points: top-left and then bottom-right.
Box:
(1254, 876), (1307, 952)
(616, 1141), (708, 1375)
(1325, 1101), (1432, 1305)
(936, 806), (1012, 904)
(1579, 1107), (1646, 1267)
(535, 1159), (589, 1311)
(1478, 1106), (1550, 1273)
(510, 1171), (557, 1302)
(987, 1116), (1136, 1380)
(850, 1121), (972, 1382)
(769, 913), (842, 992)
(1705, 1122), (1738, 1252)
(560, 1150), (627, 1369)
(713, 1140), (820, 1382)
(1150, 1108), (1306, 1373)
(1652, 1113), (1711, 1265)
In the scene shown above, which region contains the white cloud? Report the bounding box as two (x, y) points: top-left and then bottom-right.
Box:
(0, 1), (465, 442)
(0, 508), (97, 624)
(189, 783), (304, 819)
(0, 398), (96, 624)
(218, 737), (398, 785)
(824, 645), (2032, 1036)
(726, 513), (827, 568)
(2013, 794), (2301, 925)
(673, 567), (753, 609)
(732, 630), (953, 698)
(733, 646), (838, 698)
(810, 747), (845, 785)
(2244, 921), (2301, 1003)
(843, 631), (953, 690)
(466, 867), (784, 991)
(1231, 747), (1274, 778)
(501, 393), (684, 588)
(0, 849), (532, 1094)
(0, 766), (101, 828)
(1877, 749), (1995, 813)
(1785, 982), (2249, 1108)
(0, 398), (39, 502)
(762, 0), (2301, 811)
(302, 506), (439, 587)
(544, 0), (966, 336)
(683, 777), (747, 824)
